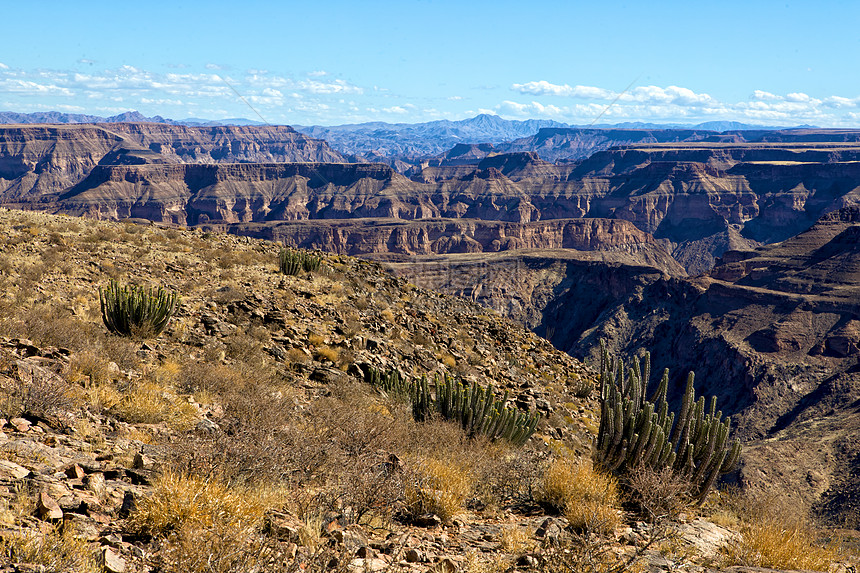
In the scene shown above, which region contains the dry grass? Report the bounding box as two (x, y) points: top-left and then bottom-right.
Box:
(405, 456), (474, 521)
(1, 526), (100, 573)
(499, 526), (536, 555)
(540, 458), (621, 535)
(314, 345), (340, 363)
(109, 380), (198, 429)
(131, 472), (293, 573)
(715, 489), (842, 571)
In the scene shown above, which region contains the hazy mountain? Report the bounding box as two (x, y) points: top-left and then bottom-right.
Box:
(293, 114), (568, 158)
(0, 110), (262, 126)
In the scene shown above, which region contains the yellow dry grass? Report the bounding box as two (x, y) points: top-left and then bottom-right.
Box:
(540, 457), (621, 535)
(406, 456), (474, 522)
(0, 526), (100, 573)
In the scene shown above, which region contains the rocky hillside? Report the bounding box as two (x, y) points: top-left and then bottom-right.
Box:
(0, 124), (345, 202)
(0, 208), (854, 572)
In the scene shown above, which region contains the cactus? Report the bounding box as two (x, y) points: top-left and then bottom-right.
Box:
(361, 365), (539, 446)
(99, 280), (180, 338)
(594, 340), (741, 505)
(279, 248), (322, 275)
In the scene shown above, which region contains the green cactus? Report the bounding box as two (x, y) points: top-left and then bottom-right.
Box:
(279, 248), (302, 275)
(594, 340), (741, 505)
(99, 280), (180, 338)
(361, 365), (539, 446)
(279, 248), (322, 275)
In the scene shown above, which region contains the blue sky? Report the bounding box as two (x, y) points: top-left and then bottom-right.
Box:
(2, 0), (859, 127)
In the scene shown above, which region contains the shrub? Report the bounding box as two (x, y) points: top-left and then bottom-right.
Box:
(0, 526), (99, 573)
(99, 280), (180, 338)
(405, 456), (473, 521)
(540, 458), (621, 535)
(715, 489), (842, 571)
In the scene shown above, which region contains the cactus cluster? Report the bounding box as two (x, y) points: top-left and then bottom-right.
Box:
(279, 248), (322, 275)
(364, 366), (540, 447)
(99, 280), (180, 338)
(595, 340), (741, 504)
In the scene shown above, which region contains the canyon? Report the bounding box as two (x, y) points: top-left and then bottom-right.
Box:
(2, 120), (860, 525)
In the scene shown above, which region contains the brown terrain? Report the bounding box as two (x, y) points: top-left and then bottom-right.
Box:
(2, 123), (860, 536)
(2, 125), (857, 275)
(6, 209), (848, 572)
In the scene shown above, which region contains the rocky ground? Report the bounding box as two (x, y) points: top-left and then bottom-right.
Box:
(0, 208), (855, 572)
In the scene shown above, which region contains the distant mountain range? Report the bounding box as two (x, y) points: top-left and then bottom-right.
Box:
(0, 110), (266, 127)
(0, 109), (814, 162)
(294, 115), (806, 159)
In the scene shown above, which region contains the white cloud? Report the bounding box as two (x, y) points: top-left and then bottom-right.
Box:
(0, 62), (8, 70)
(512, 80), (613, 99)
(308, 70), (328, 77)
(205, 63), (226, 70)
(382, 105), (408, 114)
(297, 78), (363, 95)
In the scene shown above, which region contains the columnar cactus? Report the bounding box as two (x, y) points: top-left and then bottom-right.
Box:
(99, 280), (180, 338)
(362, 365), (539, 447)
(279, 248), (322, 275)
(595, 340), (741, 504)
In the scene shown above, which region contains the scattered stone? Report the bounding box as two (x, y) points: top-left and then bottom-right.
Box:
(516, 555), (539, 568)
(10, 417), (31, 432)
(37, 492), (63, 521)
(132, 452), (155, 470)
(347, 557), (388, 572)
(405, 548), (424, 563)
(413, 513), (442, 528)
(118, 491), (136, 518)
(0, 459), (30, 480)
(102, 546), (127, 573)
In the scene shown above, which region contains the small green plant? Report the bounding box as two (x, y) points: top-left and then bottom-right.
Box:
(278, 248), (322, 275)
(364, 365), (540, 446)
(99, 280), (180, 338)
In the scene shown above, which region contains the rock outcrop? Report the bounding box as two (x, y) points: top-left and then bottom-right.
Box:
(0, 123), (345, 202)
(220, 217), (684, 273)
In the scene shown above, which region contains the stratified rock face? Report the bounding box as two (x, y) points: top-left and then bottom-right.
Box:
(222, 217), (684, 274)
(0, 123), (345, 202)
(5, 127), (860, 276)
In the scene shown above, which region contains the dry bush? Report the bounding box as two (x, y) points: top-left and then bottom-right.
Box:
(131, 472), (300, 573)
(314, 345), (340, 363)
(132, 471), (275, 535)
(540, 458), (621, 535)
(0, 364), (83, 420)
(307, 333), (326, 347)
(715, 489), (841, 570)
(500, 526), (536, 555)
(0, 526), (100, 573)
(224, 332), (266, 365)
(69, 351), (114, 387)
(623, 465), (691, 524)
(110, 380), (197, 429)
(405, 456), (474, 521)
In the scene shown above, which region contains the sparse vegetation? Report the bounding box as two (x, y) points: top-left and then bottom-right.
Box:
(99, 279), (180, 338)
(0, 209), (852, 573)
(539, 457), (621, 534)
